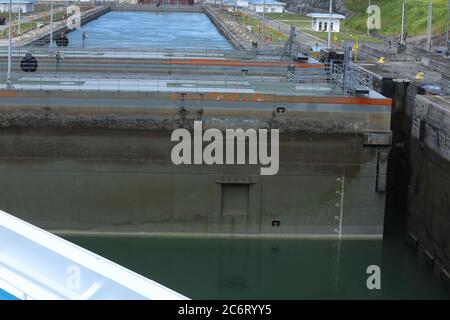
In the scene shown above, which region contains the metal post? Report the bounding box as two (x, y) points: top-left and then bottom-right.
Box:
(427, 1), (432, 52)
(50, 0), (54, 47)
(447, 0), (450, 55)
(367, 0), (371, 36)
(18, 0), (21, 35)
(343, 42), (353, 91)
(6, 0), (12, 88)
(401, 1), (406, 45)
(263, 0), (265, 23)
(327, 0), (332, 48)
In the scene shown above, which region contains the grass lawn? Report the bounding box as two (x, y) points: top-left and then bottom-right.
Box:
(0, 12), (36, 20)
(0, 10), (66, 39)
(19, 22), (38, 33)
(238, 12), (288, 42)
(265, 1), (447, 42)
(40, 11), (66, 23)
(265, 12), (382, 44)
(308, 30), (374, 43)
(0, 22), (37, 39)
(265, 13), (308, 21)
(344, 0), (448, 37)
(265, 12), (310, 29)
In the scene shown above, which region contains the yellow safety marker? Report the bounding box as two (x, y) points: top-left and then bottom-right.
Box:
(333, 33), (338, 45)
(353, 38), (359, 61)
(415, 72), (425, 81)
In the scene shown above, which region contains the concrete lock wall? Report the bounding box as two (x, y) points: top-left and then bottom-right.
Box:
(0, 129), (386, 239)
(408, 95), (450, 280)
(0, 92), (391, 239)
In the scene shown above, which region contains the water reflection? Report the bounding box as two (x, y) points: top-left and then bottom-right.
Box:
(66, 235), (449, 299)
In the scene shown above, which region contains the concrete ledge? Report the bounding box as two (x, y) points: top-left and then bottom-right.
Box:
(51, 229), (383, 240)
(0, 91), (391, 133)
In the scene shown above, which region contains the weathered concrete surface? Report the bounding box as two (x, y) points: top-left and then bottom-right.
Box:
(0, 91), (391, 134)
(359, 61), (450, 288)
(0, 129), (387, 239)
(0, 56), (308, 76)
(0, 90), (390, 238)
(408, 95), (450, 284)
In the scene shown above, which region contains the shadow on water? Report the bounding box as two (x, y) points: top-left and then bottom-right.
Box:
(66, 208), (450, 299)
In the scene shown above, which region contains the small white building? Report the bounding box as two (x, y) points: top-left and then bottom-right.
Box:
(307, 13), (346, 33)
(248, 0), (285, 13)
(0, 0), (35, 13)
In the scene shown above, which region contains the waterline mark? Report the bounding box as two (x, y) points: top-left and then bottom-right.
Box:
(170, 121), (279, 176)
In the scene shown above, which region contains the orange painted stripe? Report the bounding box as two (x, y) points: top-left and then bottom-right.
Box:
(165, 59), (324, 69)
(169, 92), (392, 106)
(0, 90), (15, 97)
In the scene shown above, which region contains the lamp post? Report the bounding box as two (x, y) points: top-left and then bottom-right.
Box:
(50, 0), (54, 47)
(82, 31), (88, 48)
(327, 0), (332, 48)
(427, 1), (432, 52)
(367, 0), (370, 36)
(262, 0), (266, 37)
(6, 0), (13, 88)
(401, 1), (406, 45)
(18, 0), (21, 35)
(447, 0), (450, 55)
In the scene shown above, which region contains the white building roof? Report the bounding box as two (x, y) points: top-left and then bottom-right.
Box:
(249, 0), (286, 5)
(307, 13), (346, 19)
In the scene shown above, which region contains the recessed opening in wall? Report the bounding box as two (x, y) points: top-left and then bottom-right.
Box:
(221, 184), (249, 216)
(271, 220), (281, 227)
(276, 107), (286, 114)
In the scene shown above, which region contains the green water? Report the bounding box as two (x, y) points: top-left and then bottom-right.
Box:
(65, 212), (450, 299)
